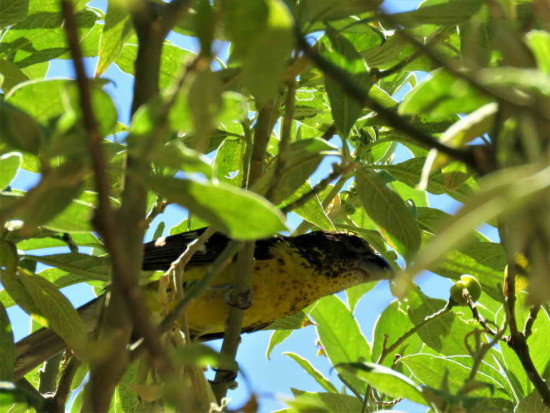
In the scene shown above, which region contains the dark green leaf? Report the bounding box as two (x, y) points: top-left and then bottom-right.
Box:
(226, 0), (294, 105)
(356, 167), (421, 261)
(265, 311), (308, 330)
(0, 101), (45, 154)
(24, 254), (111, 282)
(0, 162), (86, 232)
(0, 0), (29, 27)
(322, 27), (372, 137)
(0, 302), (16, 380)
(406, 286), (474, 356)
(19, 270), (87, 355)
(143, 175), (286, 240)
(0, 382), (43, 409)
(0, 59), (29, 92)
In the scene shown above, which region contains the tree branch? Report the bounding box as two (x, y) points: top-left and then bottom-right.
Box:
(294, 29), (480, 171)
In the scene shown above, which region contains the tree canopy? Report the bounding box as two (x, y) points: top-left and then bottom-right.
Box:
(1, 0), (549, 412)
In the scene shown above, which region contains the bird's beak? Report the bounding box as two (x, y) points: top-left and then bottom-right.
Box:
(359, 254), (394, 280)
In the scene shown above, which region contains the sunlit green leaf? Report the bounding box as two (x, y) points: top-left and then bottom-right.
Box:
(284, 353), (338, 393)
(143, 175), (286, 240)
(0, 152), (22, 191)
(356, 167), (421, 261)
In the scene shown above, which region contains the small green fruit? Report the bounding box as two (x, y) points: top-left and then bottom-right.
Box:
(450, 275), (482, 306)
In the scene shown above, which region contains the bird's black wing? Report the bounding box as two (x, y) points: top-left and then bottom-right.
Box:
(142, 228), (284, 271)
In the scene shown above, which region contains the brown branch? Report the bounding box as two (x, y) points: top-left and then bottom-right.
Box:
(294, 29), (480, 172)
(379, 13), (550, 123)
(38, 353), (62, 394)
(523, 304), (541, 338)
(130, 241), (243, 360)
(464, 290), (498, 336)
(48, 356), (81, 412)
(505, 269), (550, 407)
(266, 80), (297, 202)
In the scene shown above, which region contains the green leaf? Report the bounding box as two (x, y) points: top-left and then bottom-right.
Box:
(390, 0), (483, 27)
(188, 67), (223, 150)
(265, 311), (308, 330)
(477, 68), (550, 97)
(0, 240), (39, 315)
(0, 152), (22, 191)
(345, 281), (377, 313)
(152, 140), (212, 178)
(409, 164), (550, 283)
(441, 103), (497, 148)
(266, 329), (293, 360)
(371, 299), (422, 365)
(355, 167), (421, 261)
(115, 43), (196, 91)
(291, 183), (335, 231)
(95, 0), (133, 76)
(256, 138), (339, 204)
(338, 362), (427, 405)
(143, 175), (286, 240)
(526, 30), (550, 74)
(399, 354), (499, 397)
(0, 162), (86, 232)
(299, 0), (381, 23)
(0, 0), (29, 27)
(0, 382), (43, 409)
(322, 27), (372, 137)
(0, 7), (97, 68)
(311, 295), (370, 393)
(213, 138), (245, 186)
(399, 68), (491, 117)
(0, 59), (29, 92)
(284, 353), (338, 393)
(0, 101), (45, 154)
(379, 157), (478, 202)
(517, 389), (550, 413)
(286, 390), (363, 413)
(406, 286), (475, 356)
(0, 302), (16, 380)
(227, 0), (294, 105)
(24, 254), (111, 282)
(19, 270), (87, 355)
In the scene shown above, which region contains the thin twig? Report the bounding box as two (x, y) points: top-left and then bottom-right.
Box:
(464, 325), (506, 388)
(38, 353), (62, 394)
(146, 199), (168, 226)
(51, 356), (81, 410)
(523, 304), (541, 338)
(282, 163), (356, 214)
(294, 29), (480, 171)
(464, 290), (498, 336)
(267, 80), (297, 202)
(130, 241), (243, 360)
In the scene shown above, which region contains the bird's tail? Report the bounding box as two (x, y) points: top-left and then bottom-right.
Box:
(14, 295), (105, 380)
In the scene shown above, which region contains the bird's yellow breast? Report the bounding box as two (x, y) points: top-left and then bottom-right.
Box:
(178, 244), (364, 337)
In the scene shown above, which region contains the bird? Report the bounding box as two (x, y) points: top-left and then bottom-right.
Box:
(14, 228), (393, 379)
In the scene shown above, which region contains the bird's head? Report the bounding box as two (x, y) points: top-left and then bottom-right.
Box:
(288, 231), (394, 284)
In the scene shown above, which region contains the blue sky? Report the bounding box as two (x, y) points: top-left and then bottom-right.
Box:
(4, 0), (501, 411)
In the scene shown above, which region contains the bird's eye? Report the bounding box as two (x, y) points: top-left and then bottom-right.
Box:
(346, 236), (366, 252)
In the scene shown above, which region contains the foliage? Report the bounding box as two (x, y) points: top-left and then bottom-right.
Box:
(1, 0), (549, 411)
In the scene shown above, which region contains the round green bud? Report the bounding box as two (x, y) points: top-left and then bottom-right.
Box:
(450, 275), (482, 306)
